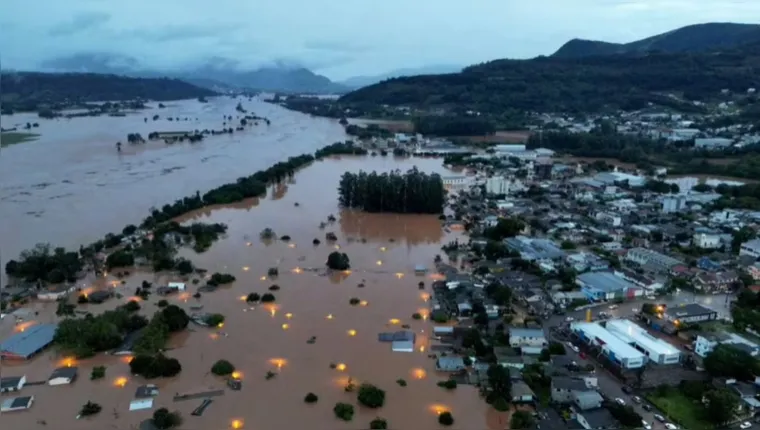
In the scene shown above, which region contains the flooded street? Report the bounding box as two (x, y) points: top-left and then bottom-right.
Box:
(0, 105), (491, 429)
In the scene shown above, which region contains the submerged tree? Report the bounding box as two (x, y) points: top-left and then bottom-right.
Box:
(337, 168), (445, 214)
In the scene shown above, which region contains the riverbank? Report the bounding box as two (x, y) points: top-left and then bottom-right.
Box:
(1, 155), (490, 430)
(1, 132), (39, 147)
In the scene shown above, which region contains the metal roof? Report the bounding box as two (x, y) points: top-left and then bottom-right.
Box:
(577, 272), (634, 293)
(508, 327), (546, 339)
(571, 322), (645, 362)
(605, 319), (680, 357)
(0, 324), (58, 359)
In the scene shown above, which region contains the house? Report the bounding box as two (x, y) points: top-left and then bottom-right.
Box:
(693, 233), (722, 249)
(663, 303), (718, 324)
(435, 356), (466, 372)
(508, 327), (547, 348)
(135, 384), (160, 399)
(551, 376), (590, 403)
(693, 271), (738, 292)
(0, 323), (58, 360)
(129, 399), (154, 411)
(37, 284), (77, 301)
(0, 396), (34, 412)
(727, 381), (760, 413)
(748, 262), (760, 281)
(698, 257), (723, 272)
(87, 290), (113, 304)
(577, 408), (618, 429)
(694, 332), (760, 358)
(740, 239), (760, 259)
(576, 272), (639, 301)
(574, 390), (604, 411)
(625, 248), (684, 273)
(0, 375), (26, 393)
(48, 366), (78, 386)
(391, 331), (415, 352)
(511, 380), (536, 403)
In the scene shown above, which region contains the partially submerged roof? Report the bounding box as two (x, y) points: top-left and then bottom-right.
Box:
(49, 367), (78, 380)
(0, 324), (58, 359)
(577, 272), (634, 293)
(135, 384), (159, 398)
(509, 327), (546, 339)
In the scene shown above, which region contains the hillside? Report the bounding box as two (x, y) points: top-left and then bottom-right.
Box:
(339, 43), (760, 113)
(1, 72), (217, 113)
(552, 22), (760, 58)
(339, 65), (463, 89)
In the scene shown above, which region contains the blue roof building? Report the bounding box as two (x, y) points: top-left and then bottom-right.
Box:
(0, 324), (58, 360)
(576, 272), (637, 301)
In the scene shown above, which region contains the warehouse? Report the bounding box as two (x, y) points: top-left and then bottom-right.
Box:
(571, 322), (646, 369)
(605, 319), (681, 365)
(576, 272), (640, 301)
(0, 324), (58, 360)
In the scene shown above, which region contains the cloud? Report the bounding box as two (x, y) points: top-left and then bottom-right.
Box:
(47, 11), (111, 36)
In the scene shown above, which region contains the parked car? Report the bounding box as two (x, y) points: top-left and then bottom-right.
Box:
(565, 316), (575, 322)
(654, 415), (666, 423)
(740, 422), (752, 429)
(615, 398), (625, 405)
(664, 423), (678, 430)
(632, 396), (642, 403)
(621, 386), (633, 394)
(608, 304), (619, 310)
(641, 421), (651, 430)
(642, 404), (652, 412)
(571, 345), (579, 353)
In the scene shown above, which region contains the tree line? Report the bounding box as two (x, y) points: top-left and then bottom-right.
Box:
(338, 168), (445, 214)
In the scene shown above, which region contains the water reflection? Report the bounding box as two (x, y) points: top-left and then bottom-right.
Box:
(338, 209), (444, 245)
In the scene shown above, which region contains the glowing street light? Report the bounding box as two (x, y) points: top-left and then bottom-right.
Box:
(380, 246), (387, 252)
(282, 323), (290, 330)
(288, 243), (296, 248)
(260, 276), (267, 281)
(336, 363), (347, 371)
(389, 318), (401, 325)
(231, 419), (244, 429)
(285, 312), (293, 319)
(359, 300), (369, 307)
(376, 260), (383, 266)
(114, 377), (128, 388)
(395, 272), (404, 279)
(347, 329), (357, 337)
(326, 314), (334, 320)
(242, 266), (250, 272)
(292, 267), (303, 274)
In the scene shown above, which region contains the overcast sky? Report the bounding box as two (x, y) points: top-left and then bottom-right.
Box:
(2, 0), (758, 80)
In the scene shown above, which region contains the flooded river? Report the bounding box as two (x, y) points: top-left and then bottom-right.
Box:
(0, 99), (491, 429)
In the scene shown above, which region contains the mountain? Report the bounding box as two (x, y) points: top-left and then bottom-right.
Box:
(552, 22), (760, 58)
(39, 53), (347, 94)
(339, 65), (463, 89)
(1, 72), (217, 113)
(340, 41), (760, 114)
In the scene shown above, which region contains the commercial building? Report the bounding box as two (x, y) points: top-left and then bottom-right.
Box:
(740, 239), (760, 259)
(663, 303), (718, 324)
(605, 319), (681, 364)
(571, 322), (646, 369)
(625, 248), (684, 273)
(694, 332), (760, 358)
(508, 327), (547, 348)
(504, 236), (565, 261)
(576, 272), (640, 301)
(0, 324), (58, 360)
(442, 175), (473, 192)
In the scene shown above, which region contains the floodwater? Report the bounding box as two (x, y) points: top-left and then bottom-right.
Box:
(0, 102), (492, 429)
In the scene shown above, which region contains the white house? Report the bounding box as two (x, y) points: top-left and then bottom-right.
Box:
(167, 282), (186, 291)
(48, 367), (78, 386)
(486, 176), (510, 195)
(508, 327), (547, 348)
(0, 375), (26, 393)
(693, 233), (722, 249)
(37, 285), (77, 301)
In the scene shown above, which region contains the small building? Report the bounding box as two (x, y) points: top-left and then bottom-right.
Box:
(48, 367), (78, 386)
(388, 331), (415, 352)
(508, 327), (547, 348)
(0, 375), (26, 393)
(511, 380), (535, 403)
(414, 265), (428, 275)
(577, 407), (618, 429)
(129, 399), (154, 411)
(605, 319), (681, 365)
(0, 323), (58, 360)
(694, 332), (760, 358)
(571, 322), (646, 369)
(663, 303), (718, 324)
(0, 396), (34, 412)
(436, 356), (466, 372)
(135, 384), (160, 398)
(37, 284), (77, 301)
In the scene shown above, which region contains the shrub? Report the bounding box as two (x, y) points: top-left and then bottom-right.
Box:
(438, 412), (454, 426)
(268, 284), (280, 291)
(396, 378), (407, 387)
(124, 300), (141, 312)
(349, 297), (361, 305)
(261, 293), (276, 303)
(152, 408), (182, 429)
(90, 366), (106, 380)
(357, 383), (385, 408)
(333, 403), (354, 421)
(268, 267), (279, 276)
(207, 273), (236, 287)
(370, 417), (388, 429)
(412, 313), (422, 320)
(437, 380), (457, 390)
(205, 313), (225, 327)
(326, 251), (350, 270)
(78, 294), (89, 304)
(492, 396), (510, 411)
(80, 401), (102, 416)
(313, 238), (321, 245)
(304, 393), (319, 403)
(129, 354), (182, 378)
(280, 235), (291, 241)
(246, 293), (260, 302)
(211, 359), (235, 376)
(265, 371), (277, 380)
(157, 299), (169, 308)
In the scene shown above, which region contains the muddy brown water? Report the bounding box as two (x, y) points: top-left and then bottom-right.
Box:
(0, 101), (492, 430)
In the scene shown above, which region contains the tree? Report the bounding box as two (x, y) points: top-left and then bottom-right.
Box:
(437, 380), (457, 390)
(211, 359), (235, 376)
(438, 411), (454, 426)
(547, 341), (566, 355)
(90, 366), (106, 380)
(205, 313), (225, 327)
(704, 388), (739, 425)
(510, 410), (535, 429)
(483, 218), (524, 241)
(492, 396), (510, 412)
(560, 240), (576, 250)
(106, 250), (134, 269)
(337, 168), (444, 214)
(732, 226), (756, 253)
(704, 344), (760, 381)
(79, 401), (102, 417)
(304, 393), (319, 403)
(606, 403), (643, 428)
(246, 293), (261, 302)
(369, 417), (388, 429)
(487, 364), (512, 400)
(326, 252), (351, 270)
(130, 354), (182, 378)
(260, 293), (276, 303)
(152, 408), (182, 429)
(358, 384), (385, 408)
(333, 403), (354, 421)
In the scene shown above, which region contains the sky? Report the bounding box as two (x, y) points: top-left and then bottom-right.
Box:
(2, 0), (759, 80)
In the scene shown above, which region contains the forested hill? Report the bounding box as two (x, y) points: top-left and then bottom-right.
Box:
(339, 43), (760, 113)
(1, 72), (218, 112)
(552, 23), (760, 58)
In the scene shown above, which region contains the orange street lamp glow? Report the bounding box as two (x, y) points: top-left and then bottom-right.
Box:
(217, 322), (225, 328)
(395, 272), (404, 279)
(389, 318), (401, 325)
(270, 358), (286, 369)
(420, 293), (430, 302)
(231, 419), (244, 429)
(293, 267), (302, 274)
(285, 313), (293, 319)
(347, 329), (357, 337)
(282, 323), (290, 330)
(412, 368), (427, 379)
(114, 377), (128, 388)
(243, 266), (250, 271)
(430, 404), (449, 415)
(270, 308), (277, 317)
(336, 363), (347, 371)
(239, 295), (247, 301)
(326, 314), (334, 320)
(359, 300), (369, 307)
(60, 357), (76, 368)
(260, 276), (267, 281)
(376, 260), (383, 266)
(419, 345), (426, 352)
(231, 371), (242, 380)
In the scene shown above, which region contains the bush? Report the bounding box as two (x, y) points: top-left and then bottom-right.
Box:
(80, 401), (102, 416)
(124, 300), (141, 312)
(211, 359), (235, 376)
(396, 378), (407, 387)
(349, 297), (361, 305)
(130, 354), (182, 378)
(90, 366), (106, 380)
(313, 238), (321, 245)
(152, 408), (182, 429)
(157, 299), (169, 308)
(370, 417), (388, 429)
(268, 284), (280, 291)
(357, 383), (385, 408)
(261, 293), (276, 303)
(412, 313), (422, 320)
(326, 251), (350, 270)
(438, 412), (454, 426)
(280, 235), (291, 241)
(304, 392), (319, 403)
(77, 294), (89, 304)
(492, 396), (510, 411)
(205, 313), (225, 327)
(246, 292), (261, 302)
(437, 380), (457, 390)
(207, 273), (236, 287)
(333, 403), (354, 421)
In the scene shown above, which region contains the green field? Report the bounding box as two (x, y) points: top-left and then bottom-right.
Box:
(645, 391), (711, 430)
(0, 132), (39, 147)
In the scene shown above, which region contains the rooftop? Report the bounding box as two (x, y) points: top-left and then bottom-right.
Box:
(49, 367), (78, 380)
(605, 319), (680, 356)
(0, 324), (58, 359)
(509, 327), (546, 339)
(666, 303), (716, 318)
(577, 272), (635, 293)
(571, 322), (646, 361)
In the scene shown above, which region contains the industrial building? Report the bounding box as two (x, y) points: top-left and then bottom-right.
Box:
(605, 319), (681, 365)
(0, 324), (58, 360)
(571, 322), (646, 369)
(576, 272), (640, 301)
